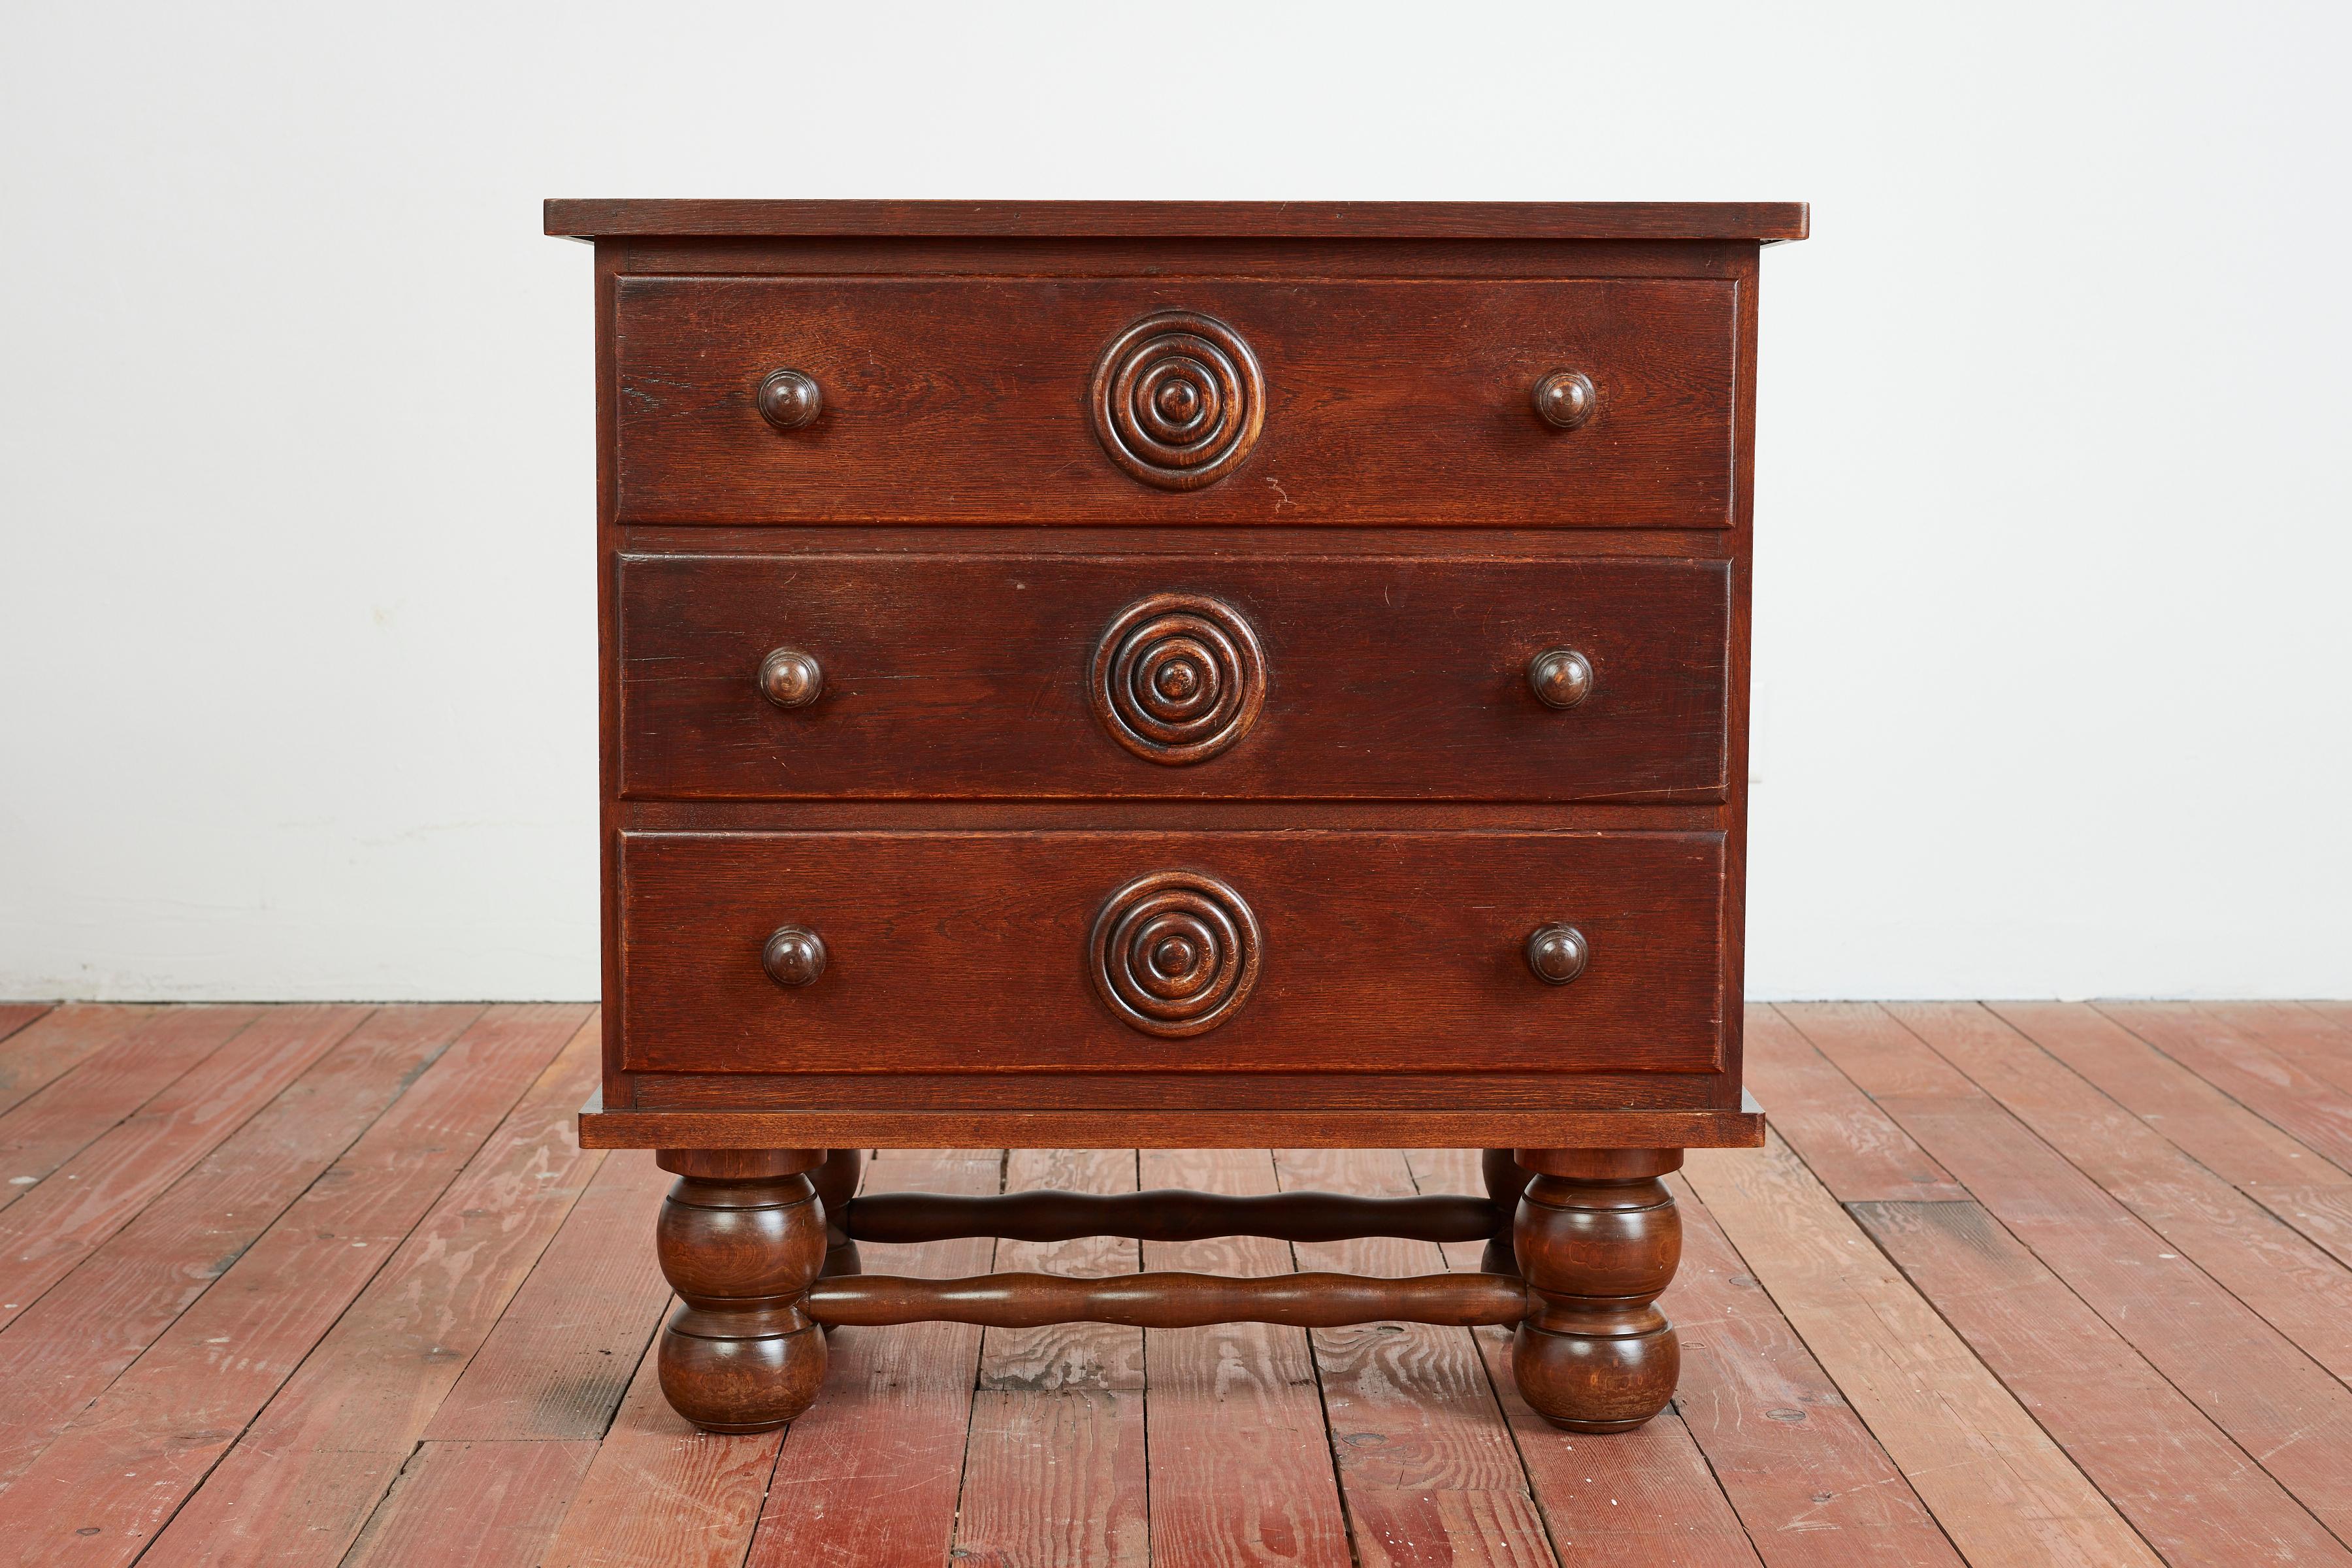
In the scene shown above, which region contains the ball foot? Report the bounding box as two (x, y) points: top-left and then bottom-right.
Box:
(1509, 1148), (1684, 1433)
(653, 1148), (829, 1433)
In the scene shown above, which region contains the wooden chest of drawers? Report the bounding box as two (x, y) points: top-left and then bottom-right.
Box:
(550, 199), (1805, 1438)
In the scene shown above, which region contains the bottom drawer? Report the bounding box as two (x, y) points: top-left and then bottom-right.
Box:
(617, 830), (1726, 1077)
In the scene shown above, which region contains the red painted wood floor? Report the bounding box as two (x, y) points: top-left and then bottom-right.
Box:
(0, 1000), (2345, 1565)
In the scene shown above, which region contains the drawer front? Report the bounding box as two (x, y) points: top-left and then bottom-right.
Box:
(619, 554), (1729, 802)
(617, 830), (1726, 1075)
(613, 278), (1735, 526)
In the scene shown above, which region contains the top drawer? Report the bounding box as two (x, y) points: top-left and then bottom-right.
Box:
(612, 278), (1737, 527)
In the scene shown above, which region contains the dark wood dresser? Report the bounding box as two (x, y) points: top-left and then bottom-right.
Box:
(547, 199), (1806, 1437)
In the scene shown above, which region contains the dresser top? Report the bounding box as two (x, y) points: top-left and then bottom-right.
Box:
(544, 199), (1808, 242)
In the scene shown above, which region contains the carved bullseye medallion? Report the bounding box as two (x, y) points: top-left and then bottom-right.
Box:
(1089, 310), (1264, 490)
(1090, 593), (1266, 764)
(1090, 870), (1262, 1037)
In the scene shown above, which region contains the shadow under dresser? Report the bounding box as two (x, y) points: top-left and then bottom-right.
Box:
(546, 198), (1807, 1435)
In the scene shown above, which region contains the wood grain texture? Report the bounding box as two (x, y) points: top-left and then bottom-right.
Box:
(1140, 1145), (1352, 1568)
(1992, 1002), (2349, 1190)
(549, 198), (1812, 240)
(1737, 1006), (1966, 1202)
(1472, 1320), (1763, 1567)
(740, 1150), (1002, 1568)
(0, 1005), (476, 1489)
(973, 1148), (1143, 1392)
(423, 1147), (674, 1441)
(1854, 1198), (2352, 1567)
(1784, 1003), (2352, 1544)
(619, 552), (1731, 802)
(614, 277), (1735, 527)
(811, 1268), (1527, 1328)
(1405, 1145), (1764, 1565)
(618, 828), (1725, 1075)
(1681, 1132), (2158, 1567)
(0, 1004), (152, 1119)
(2099, 1002), (2352, 1173)
(0, 1004), (366, 1332)
(627, 1069), (1729, 1111)
(1662, 1173), (1961, 1565)
(0, 1006), (51, 1047)
(0, 1005), (258, 1205)
(579, 1099), (1766, 1151)
(46, 1006), (596, 1568)
(2204, 1002), (2352, 1096)
(340, 1439), (599, 1568)
(1889, 1002), (2352, 1380)
(538, 1313), (785, 1568)
(1278, 1145), (1554, 1568)
(568, 204), (1784, 1433)
(846, 1185), (1499, 1244)
(955, 1146), (1149, 1567)
(21, 997), (2352, 1560)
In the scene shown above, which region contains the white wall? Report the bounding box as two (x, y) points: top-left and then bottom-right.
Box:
(3, 1), (2346, 1001)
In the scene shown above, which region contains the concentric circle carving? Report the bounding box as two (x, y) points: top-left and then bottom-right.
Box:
(1090, 594), (1266, 764)
(1090, 870), (1262, 1037)
(1089, 311), (1264, 490)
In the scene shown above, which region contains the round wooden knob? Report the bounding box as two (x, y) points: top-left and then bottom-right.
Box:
(1526, 924), (1589, 986)
(756, 369), (823, 431)
(758, 647), (824, 709)
(1532, 370), (1597, 431)
(1527, 648), (1593, 709)
(762, 926), (828, 988)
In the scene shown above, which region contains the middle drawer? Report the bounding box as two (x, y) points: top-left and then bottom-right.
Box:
(619, 552), (1729, 802)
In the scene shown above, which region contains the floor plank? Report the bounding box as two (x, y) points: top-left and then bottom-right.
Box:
(1141, 1146), (1354, 1568)
(0, 1004), (593, 1568)
(0, 1005), (259, 1208)
(1995, 1001), (2352, 1270)
(959, 1388), (1151, 1568)
(1853, 1197), (2352, 1566)
(1683, 1129), (2159, 1567)
(538, 1307), (782, 1568)
(0, 1000), (2343, 1559)
(1889, 1001), (2352, 1383)
(1785, 1003), (2352, 1546)
(341, 1438), (600, 1568)
(1471, 1325), (1763, 1568)
(1278, 1145), (1554, 1568)
(742, 1151), (1002, 1568)
(129, 1005), (603, 1568)
(1665, 1171), (1962, 1566)
(1742, 1006), (1970, 1202)
(1759, 1005), (2351, 1563)
(2099, 1002), (2352, 1175)
(1993, 1002), (2348, 1190)
(955, 1146), (1150, 1567)
(2205, 1002), (2352, 1094)
(423, 1146), (674, 1442)
(0, 1004), (368, 1333)
(0, 1005), (152, 1119)
(0, 1007), (51, 1048)
(0, 1004), (478, 1489)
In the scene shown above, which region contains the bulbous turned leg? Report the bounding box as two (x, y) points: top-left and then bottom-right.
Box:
(655, 1149), (828, 1433)
(1511, 1148), (1683, 1433)
(1480, 1148), (1532, 1276)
